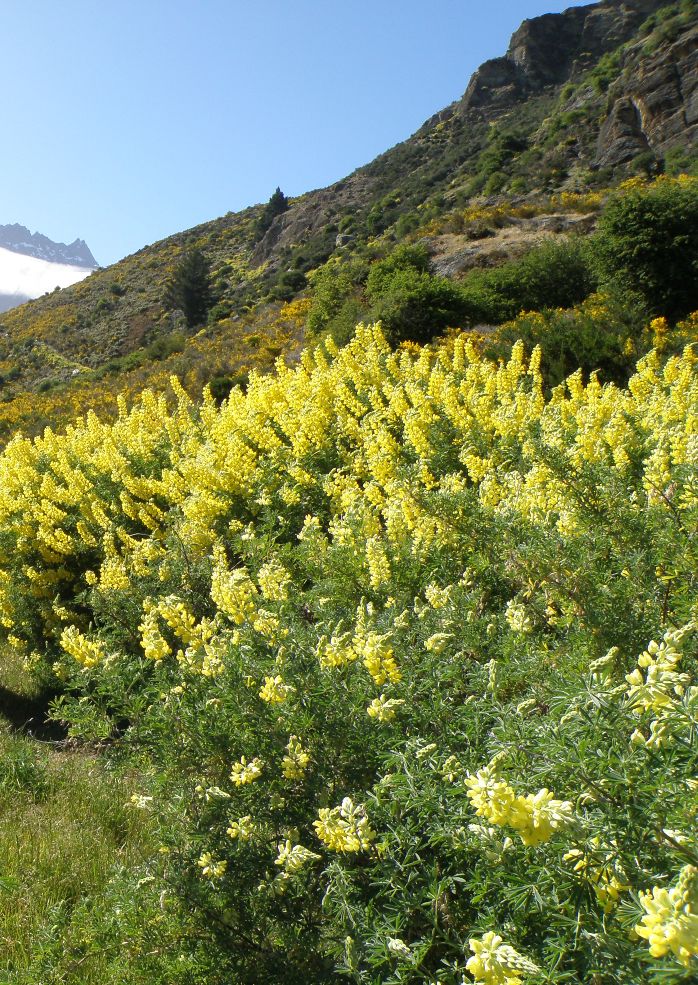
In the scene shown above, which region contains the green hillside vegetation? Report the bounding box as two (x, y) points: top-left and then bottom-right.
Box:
(0, 2), (694, 442)
(0, 318), (695, 983)
(0, 3), (696, 981)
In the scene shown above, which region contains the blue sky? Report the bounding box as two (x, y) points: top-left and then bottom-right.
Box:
(1, 0), (593, 266)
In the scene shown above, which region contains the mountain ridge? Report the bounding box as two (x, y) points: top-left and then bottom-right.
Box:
(0, 223), (97, 269)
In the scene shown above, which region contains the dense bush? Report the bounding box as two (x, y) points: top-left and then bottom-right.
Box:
(0, 325), (696, 983)
(591, 175), (698, 322)
(306, 258), (368, 337)
(366, 244), (467, 343)
(492, 292), (647, 387)
(460, 237), (596, 325)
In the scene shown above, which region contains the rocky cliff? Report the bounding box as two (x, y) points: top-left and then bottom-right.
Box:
(252, 0), (695, 269)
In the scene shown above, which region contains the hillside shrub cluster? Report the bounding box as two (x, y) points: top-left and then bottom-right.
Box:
(302, 176), (698, 385)
(459, 238), (595, 326)
(0, 325), (696, 983)
(592, 175), (698, 322)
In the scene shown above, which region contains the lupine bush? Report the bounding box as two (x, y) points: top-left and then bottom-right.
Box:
(0, 323), (696, 983)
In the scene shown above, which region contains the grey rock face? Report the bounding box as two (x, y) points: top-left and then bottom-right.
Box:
(595, 24), (698, 167)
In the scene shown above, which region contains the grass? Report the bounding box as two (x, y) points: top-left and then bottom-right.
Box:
(0, 647), (154, 983)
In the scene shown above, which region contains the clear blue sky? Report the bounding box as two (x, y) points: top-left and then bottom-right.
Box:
(1, 0), (593, 266)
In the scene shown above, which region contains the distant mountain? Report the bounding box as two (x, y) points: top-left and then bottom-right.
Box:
(0, 224), (97, 312)
(0, 224), (97, 268)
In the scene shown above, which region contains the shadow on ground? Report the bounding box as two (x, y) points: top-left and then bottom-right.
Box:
(0, 684), (66, 741)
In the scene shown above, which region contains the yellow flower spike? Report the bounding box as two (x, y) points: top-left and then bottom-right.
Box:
(258, 675), (294, 704)
(282, 735), (310, 780)
(226, 816), (255, 841)
(466, 932), (539, 985)
(313, 798), (376, 853)
(635, 865), (698, 968)
(465, 763), (573, 845)
(229, 756), (264, 786)
(59, 625), (106, 669)
(367, 694), (405, 722)
(197, 853), (227, 880)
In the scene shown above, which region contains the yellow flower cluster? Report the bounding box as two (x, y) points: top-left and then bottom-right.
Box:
(274, 839), (321, 874)
(313, 797), (376, 853)
(367, 694), (405, 722)
(466, 763), (573, 846)
(505, 601), (532, 634)
(229, 756), (264, 786)
(197, 852), (227, 880)
(211, 562), (258, 625)
(281, 735), (310, 780)
(356, 631), (401, 686)
(635, 865), (698, 968)
(138, 605), (171, 661)
(257, 560), (291, 601)
(259, 675), (295, 704)
(466, 932), (540, 985)
(226, 816), (255, 840)
(626, 623), (696, 748)
(0, 321), (694, 676)
(59, 626), (106, 669)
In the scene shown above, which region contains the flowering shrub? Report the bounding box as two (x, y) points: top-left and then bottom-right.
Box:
(0, 323), (696, 982)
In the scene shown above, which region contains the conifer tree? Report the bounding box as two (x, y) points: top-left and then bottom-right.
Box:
(255, 186), (290, 239)
(164, 248), (213, 328)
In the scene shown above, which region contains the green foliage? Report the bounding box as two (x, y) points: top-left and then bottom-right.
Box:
(306, 258), (368, 338)
(163, 248), (214, 328)
(591, 177), (698, 322)
(255, 186), (290, 239)
(492, 292), (646, 387)
(366, 245), (466, 344)
(461, 237), (596, 325)
(272, 269), (307, 302)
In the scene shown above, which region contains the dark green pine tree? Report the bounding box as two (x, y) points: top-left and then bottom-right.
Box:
(255, 186), (290, 239)
(164, 248), (213, 328)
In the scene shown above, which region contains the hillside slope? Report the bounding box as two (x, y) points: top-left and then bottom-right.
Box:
(0, 0), (694, 439)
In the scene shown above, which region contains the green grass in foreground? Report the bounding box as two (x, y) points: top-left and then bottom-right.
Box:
(0, 648), (154, 984)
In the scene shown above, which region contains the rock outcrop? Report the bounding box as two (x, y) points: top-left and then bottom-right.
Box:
(251, 0), (696, 268)
(595, 23), (698, 167)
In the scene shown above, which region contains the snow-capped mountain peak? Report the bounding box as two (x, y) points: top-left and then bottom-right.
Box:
(0, 223), (97, 268)
(0, 223), (97, 313)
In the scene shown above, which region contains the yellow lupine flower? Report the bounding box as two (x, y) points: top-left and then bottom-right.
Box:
(197, 853), (227, 880)
(355, 631), (401, 685)
(211, 560), (258, 624)
(282, 735), (310, 780)
(226, 816), (255, 841)
(367, 694), (404, 722)
(466, 932), (539, 985)
(138, 606), (171, 662)
(314, 797), (376, 853)
(274, 840), (320, 874)
(635, 865), (698, 968)
(59, 625), (106, 669)
(229, 756), (263, 786)
(257, 560), (291, 601)
(465, 763), (573, 845)
(258, 675), (294, 704)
